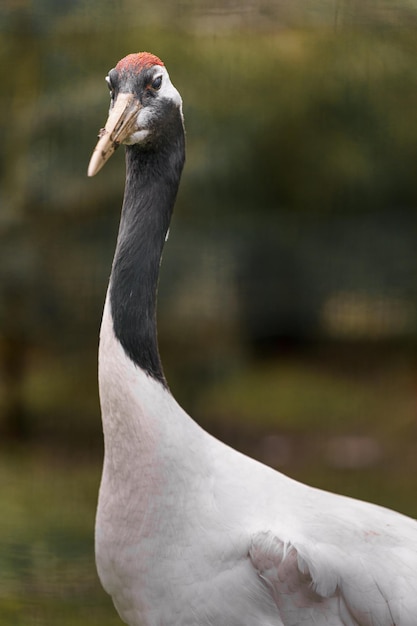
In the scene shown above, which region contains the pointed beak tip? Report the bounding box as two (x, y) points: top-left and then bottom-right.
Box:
(87, 162), (98, 177)
(87, 150), (104, 177)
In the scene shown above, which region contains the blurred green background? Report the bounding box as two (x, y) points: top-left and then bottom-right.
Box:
(1, 1), (417, 624)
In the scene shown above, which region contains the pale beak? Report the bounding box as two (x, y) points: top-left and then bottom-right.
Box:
(88, 93), (140, 177)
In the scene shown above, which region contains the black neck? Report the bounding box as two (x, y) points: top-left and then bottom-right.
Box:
(109, 115), (185, 385)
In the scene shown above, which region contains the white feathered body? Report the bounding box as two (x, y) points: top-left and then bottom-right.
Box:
(97, 295), (417, 626)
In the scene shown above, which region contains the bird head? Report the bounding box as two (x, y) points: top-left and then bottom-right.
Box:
(88, 52), (183, 177)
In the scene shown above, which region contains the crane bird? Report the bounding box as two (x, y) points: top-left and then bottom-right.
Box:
(88, 52), (417, 626)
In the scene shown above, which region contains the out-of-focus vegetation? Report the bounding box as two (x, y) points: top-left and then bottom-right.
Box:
(0, 447), (120, 625)
(1, 0), (417, 623)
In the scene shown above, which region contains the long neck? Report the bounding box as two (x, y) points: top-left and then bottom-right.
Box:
(109, 122), (185, 385)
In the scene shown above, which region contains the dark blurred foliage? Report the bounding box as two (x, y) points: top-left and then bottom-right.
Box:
(0, 0), (416, 448)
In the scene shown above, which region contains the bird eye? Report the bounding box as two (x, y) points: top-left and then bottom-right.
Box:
(105, 76), (115, 98)
(151, 75), (162, 90)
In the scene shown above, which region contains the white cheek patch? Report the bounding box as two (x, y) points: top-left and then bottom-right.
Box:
(124, 107), (153, 145)
(124, 129), (151, 145)
(157, 67), (183, 109)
